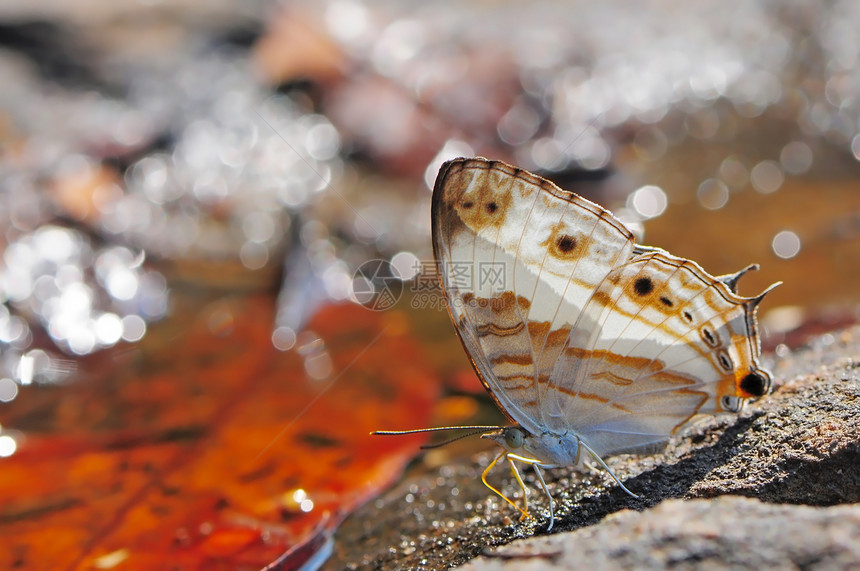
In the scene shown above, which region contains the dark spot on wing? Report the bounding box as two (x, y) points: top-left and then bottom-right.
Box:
(660, 296), (673, 307)
(486, 201), (498, 214)
(718, 350), (733, 372)
(557, 235), (576, 253)
(701, 326), (718, 347)
(684, 311), (693, 322)
(740, 371), (769, 397)
(462, 200), (474, 209)
(634, 277), (654, 296)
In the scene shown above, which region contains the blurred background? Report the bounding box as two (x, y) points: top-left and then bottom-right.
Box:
(1, 0), (859, 568)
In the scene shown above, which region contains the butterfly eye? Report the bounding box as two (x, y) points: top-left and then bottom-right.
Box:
(505, 428), (524, 449)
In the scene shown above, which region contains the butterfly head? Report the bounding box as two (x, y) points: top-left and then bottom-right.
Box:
(481, 426), (525, 450)
(482, 426), (581, 467)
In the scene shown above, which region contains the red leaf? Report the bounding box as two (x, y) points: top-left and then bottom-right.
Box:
(0, 296), (438, 569)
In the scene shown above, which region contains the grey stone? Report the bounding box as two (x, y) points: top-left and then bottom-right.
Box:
(461, 497), (860, 570)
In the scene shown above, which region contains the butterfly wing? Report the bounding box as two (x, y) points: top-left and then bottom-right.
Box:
(545, 247), (773, 457)
(431, 158), (635, 435)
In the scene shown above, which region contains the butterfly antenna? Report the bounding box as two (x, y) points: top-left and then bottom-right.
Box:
(579, 440), (639, 499)
(371, 426), (501, 449)
(371, 425), (500, 436)
(420, 427), (495, 449)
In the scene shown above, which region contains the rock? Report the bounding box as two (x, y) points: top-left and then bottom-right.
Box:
(326, 327), (860, 569)
(460, 497), (860, 570)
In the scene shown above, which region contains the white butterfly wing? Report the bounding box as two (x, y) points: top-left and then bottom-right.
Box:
(546, 248), (772, 457)
(432, 158), (635, 434)
(432, 157), (773, 459)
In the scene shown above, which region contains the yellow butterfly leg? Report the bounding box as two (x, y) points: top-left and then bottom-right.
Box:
(481, 451), (529, 520)
(482, 451), (559, 530)
(506, 455), (530, 520)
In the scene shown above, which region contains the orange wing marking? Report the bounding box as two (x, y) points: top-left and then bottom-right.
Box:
(476, 321), (525, 338)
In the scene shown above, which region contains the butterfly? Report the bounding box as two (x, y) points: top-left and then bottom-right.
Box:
(375, 157), (778, 531)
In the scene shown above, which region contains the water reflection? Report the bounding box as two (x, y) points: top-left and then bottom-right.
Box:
(287, 489), (315, 514)
(0, 225), (166, 391)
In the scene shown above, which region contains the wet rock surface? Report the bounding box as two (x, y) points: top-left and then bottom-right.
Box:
(327, 327), (860, 569)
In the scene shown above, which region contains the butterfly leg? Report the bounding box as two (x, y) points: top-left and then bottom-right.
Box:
(579, 440), (639, 499)
(506, 455), (530, 521)
(531, 464), (554, 531)
(506, 453), (555, 531)
(481, 451), (529, 519)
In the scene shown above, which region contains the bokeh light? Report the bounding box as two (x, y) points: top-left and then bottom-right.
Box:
(390, 252), (420, 281)
(697, 179), (730, 211)
(751, 161), (785, 194)
(0, 435), (17, 458)
(772, 230), (802, 259)
(0, 378), (18, 403)
(780, 142), (814, 175)
(272, 326), (298, 352)
(719, 157), (750, 190)
(2, 2), (860, 568)
(629, 186), (668, 220)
